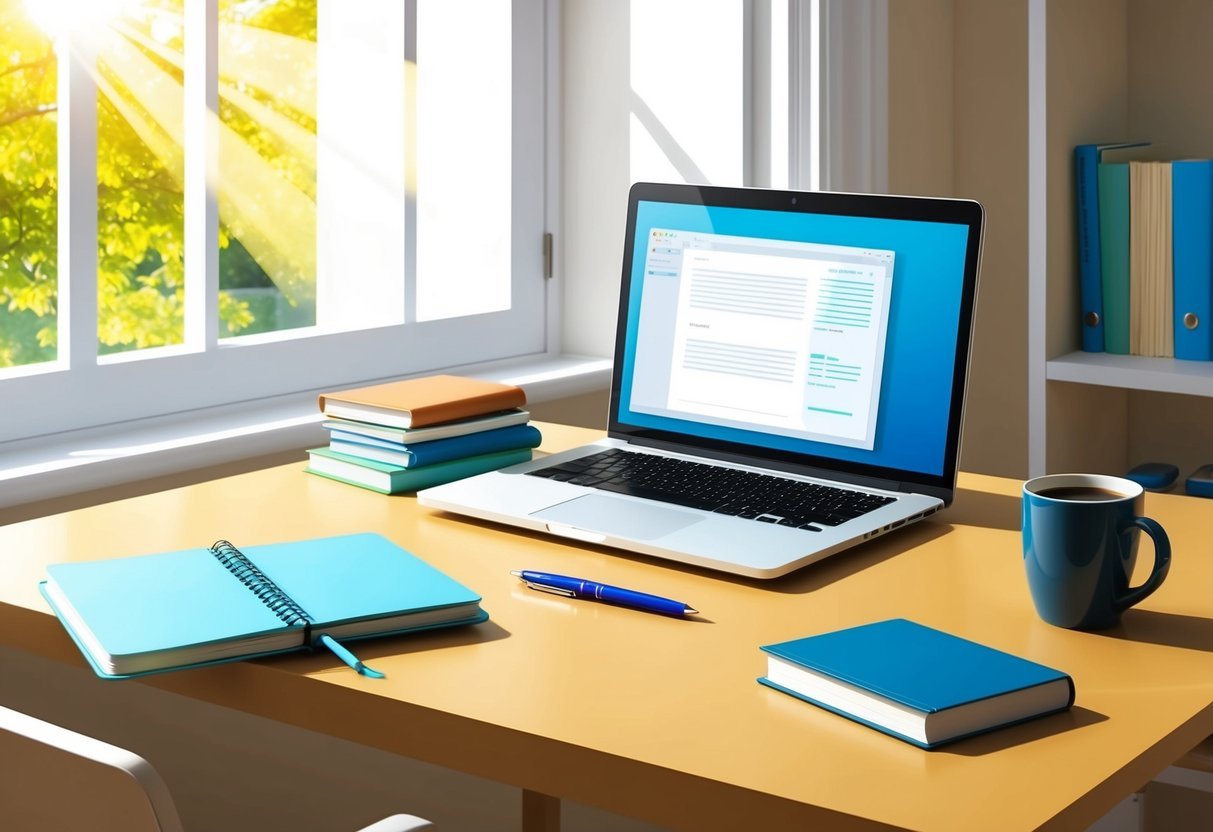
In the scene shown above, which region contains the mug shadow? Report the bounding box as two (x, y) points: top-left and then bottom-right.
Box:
(1098, 609), (1213, 653)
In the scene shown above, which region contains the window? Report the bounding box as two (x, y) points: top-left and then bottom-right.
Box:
(627, 0), (813, 191)
(0, 0), (547, 443)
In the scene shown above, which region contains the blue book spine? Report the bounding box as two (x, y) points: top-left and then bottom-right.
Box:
(406, 424), (542, 467)
(1172, 159), (1213, 361)
(1076, 144), (1105, 352)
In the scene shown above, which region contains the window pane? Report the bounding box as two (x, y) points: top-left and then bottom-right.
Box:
(97, 1), (186, 356)
(629, 0), (745, 186)
(219, 0), (317, 338)
(415, 0), (512, 322)
(0, 2), (57, 369)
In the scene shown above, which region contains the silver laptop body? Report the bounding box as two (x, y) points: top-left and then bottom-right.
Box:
(420, 184), (983, 579)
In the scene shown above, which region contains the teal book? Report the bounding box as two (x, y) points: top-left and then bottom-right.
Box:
(1098, 161), (1132, 354)
(329, 424), (542, 469)
(307, 446), (533, 494)
(1172, 159), (1213, 361)
(758, 619), (1074, 749)
(40, 533), (487, 679)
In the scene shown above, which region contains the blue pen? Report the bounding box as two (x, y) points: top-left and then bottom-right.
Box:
(511, 570), (698, 616)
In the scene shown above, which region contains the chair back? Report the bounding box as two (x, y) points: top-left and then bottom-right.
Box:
(0, 704), (185, 832)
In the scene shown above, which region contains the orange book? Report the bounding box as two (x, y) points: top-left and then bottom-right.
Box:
(318, 375), (527, 429)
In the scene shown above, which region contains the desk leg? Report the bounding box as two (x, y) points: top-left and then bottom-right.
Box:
(522, 789), (560, 832)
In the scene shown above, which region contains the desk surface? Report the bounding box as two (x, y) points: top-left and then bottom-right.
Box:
(4, 423), (1213, 831)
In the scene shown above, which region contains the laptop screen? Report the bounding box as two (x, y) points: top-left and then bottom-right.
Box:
(610, 184), (982, 495)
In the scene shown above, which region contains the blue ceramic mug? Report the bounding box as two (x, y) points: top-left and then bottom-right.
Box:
(1023, 473), (1170, 630)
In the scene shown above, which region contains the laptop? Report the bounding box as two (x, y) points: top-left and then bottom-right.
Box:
(418, 183), (984, 578)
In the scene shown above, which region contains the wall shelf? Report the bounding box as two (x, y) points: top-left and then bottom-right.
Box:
(1028, 0), (1213, 477)
(1046, 352), (1213, 397)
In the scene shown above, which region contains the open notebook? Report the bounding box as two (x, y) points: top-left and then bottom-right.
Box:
(40, 532), (487, 679)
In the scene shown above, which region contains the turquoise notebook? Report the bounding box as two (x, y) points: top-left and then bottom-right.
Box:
(759, 619), (1074, 749)
(40, 533), (487, 680)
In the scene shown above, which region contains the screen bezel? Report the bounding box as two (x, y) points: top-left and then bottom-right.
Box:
(607, 182), (984, 501)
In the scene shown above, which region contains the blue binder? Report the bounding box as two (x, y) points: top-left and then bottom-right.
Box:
(1172, 159), (1213, 361)
(1075, 142), (1149, 352)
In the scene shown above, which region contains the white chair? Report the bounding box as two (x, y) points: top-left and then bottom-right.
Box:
(0, 704), (433, 832)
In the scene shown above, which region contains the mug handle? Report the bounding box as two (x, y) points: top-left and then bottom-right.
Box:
(1114, 517), (1172, 613)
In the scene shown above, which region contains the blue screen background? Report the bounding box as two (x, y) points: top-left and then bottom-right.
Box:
(617, 201), (972, 477)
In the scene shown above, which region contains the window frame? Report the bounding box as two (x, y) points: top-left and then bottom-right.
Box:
(0, 0), (550, 444)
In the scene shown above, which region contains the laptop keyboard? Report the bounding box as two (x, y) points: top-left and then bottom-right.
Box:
(526, 448), (897, 530)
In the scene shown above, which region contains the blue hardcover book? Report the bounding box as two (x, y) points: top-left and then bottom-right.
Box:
(1075, 142), (1149, 352)
(40, 533), (487, 679)
(758, 619), (1074, 749)
(330, 424), (542, 468)
(1172, 159), (1213, 361)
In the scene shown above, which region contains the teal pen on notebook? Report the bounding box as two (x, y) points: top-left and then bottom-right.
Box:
(511, 570), (698, 616)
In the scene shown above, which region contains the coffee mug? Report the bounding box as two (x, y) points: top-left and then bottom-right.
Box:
(1022, 473), (1171, 630)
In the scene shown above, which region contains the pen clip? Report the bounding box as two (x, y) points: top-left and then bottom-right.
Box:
(523, 580), (576, 598)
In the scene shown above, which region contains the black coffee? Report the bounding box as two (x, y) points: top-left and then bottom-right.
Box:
(1037, 486), (1124, 502)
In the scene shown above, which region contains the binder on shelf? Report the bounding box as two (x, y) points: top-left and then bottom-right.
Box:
(1098, 161), (1132, 354)
(1172, 159), (1213, 361)
(1075, 142), (1149, 352)
(1129, 160), (1174, 358)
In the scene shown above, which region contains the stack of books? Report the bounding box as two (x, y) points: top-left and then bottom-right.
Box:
(306, 375), (542, 494)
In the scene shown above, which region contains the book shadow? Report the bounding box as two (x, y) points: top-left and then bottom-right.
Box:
(1096, 609), (1213, 653)
(939, 706), (1108, 756)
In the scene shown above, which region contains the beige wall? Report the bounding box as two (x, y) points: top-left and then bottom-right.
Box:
(888, 0), (1030, 479)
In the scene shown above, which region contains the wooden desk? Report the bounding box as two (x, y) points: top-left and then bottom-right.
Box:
(3, 423), (1213, 831)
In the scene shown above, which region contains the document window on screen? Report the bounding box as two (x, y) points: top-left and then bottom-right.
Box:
(635, 229), (895, 451)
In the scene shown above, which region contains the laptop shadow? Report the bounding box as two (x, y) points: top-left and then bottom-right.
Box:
(946, 487), (1022, 532)
(755, 520), (953, 595)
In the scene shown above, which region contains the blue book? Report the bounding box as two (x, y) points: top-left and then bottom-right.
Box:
(758, 619), (1074, 749)
(40, 533), (487, 679)
(1075, 142), (1149, 352)
(1172, 159), (1213, 361)
(330, 424), (542, 468)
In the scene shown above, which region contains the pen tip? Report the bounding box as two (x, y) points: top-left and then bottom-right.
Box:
(685, 608), (699, 615)
(510, 570), (522, 577)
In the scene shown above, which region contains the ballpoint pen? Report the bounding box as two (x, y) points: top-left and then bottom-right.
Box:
(511, 570), (699, 616)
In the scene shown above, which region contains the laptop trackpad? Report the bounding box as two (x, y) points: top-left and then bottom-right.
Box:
(531, 495), (704, 541)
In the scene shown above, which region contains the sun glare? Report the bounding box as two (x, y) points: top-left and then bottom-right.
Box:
(22, 0), (143, 38)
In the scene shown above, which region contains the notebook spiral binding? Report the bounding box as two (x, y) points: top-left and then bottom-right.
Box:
(209, 540), (314, 628)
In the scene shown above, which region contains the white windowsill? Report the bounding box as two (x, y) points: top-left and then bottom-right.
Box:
(0, 353), (612, 512)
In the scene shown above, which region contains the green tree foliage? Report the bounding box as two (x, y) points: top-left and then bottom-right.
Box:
(0, 0), (317, 369)
(0, 5), (58, 366)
